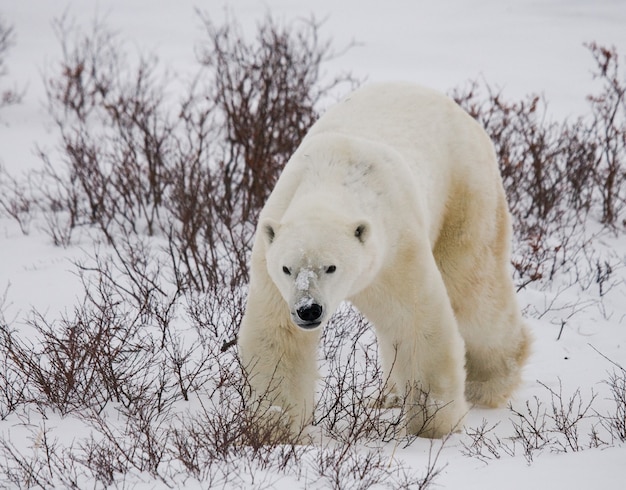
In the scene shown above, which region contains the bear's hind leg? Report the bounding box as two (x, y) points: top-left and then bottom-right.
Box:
(444, 265), (531, 407)
(463, 317), (531, 407)
(449, 261), (531, 407)
(436, 191), (531, 408)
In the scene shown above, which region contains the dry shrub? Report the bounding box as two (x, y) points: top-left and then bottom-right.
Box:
(0, 17), (29, 232)
(586, 42), (626, 226)
(32, 13), (355, 293)
(1, 7), (625, 488)
(461, 355), (626, 467)
(453, 43), (626, 289)
(0, 165), (35, 235)
(0, 15), (23, 112)
(0, 12), (441, 489)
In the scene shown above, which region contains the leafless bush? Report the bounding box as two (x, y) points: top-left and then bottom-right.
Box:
(42, 14), (174, 241)
(1, 333), (439, 488)
(0, 235), (447, 487)
(78, 403), (172, 484)
(461, 420), (514, 463)
(0, 16), (23, 112)
(462, 378), (616, 466)
(453, 43), (626, 290)
(589, 349), (626, 443)
(602, 368), (626, 443)
(30, 13), (356, 294)
(507, 395), (551, 463)
(0, 165), (35, 235)
(507, 382), (604, 461)
(167, 14), (356, 291)
(316, 306), (408, 445)
(0, 289), (30, 419)
(1, 270), (162, 415)
(2, 5), (626, 487)
(197, 13), (350, 220)
(586, 42), (626, 226)
(0, 424), (82, 489)
(0, 337), (29, 419)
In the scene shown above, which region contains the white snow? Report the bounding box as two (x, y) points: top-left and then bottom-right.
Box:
(1, 0), (626, 488)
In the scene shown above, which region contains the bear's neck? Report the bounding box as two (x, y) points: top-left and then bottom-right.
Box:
(284, 183), (359, 220)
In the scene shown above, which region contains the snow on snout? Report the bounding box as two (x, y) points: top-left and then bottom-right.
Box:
(294, 268), (317, 310)
(295, 295), (314, 310)
(295, 268), (316, 291)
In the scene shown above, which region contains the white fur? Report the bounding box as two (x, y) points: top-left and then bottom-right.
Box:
(238, 82), (531, 439)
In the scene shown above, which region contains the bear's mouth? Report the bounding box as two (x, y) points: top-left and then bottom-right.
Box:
(291, 312), (323, 330)
(294, 319), (322, 330)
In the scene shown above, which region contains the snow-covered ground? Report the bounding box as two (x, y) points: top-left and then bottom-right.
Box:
(1, 1), (626, 488)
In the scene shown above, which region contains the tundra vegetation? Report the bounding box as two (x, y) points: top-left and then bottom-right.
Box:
(0, 12), (624, 489)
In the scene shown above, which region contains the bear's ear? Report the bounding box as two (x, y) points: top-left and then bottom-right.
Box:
(353, 221), (370, 244)
(260, 218), (280, 246)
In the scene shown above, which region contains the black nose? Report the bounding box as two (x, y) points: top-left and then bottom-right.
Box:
(296, 303), (323, 324)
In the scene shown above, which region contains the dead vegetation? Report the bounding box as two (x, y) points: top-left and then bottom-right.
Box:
(0, 9), (625, 489)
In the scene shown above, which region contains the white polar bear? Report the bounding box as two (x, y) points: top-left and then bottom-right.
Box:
(238, 82), (531, 439)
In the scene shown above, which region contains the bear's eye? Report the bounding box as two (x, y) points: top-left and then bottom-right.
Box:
(325, 265), (337, 274)
(282, 266), (292, 275)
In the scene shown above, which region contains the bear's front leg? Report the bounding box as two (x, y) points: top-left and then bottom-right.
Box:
(376, 325), (468, 438)
(354, 249), (469, 438)
(398, 331), (468, 439)
(238, 281), (321, 442)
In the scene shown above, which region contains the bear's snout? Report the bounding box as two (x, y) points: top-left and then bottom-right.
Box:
(295, 303), (324, 329)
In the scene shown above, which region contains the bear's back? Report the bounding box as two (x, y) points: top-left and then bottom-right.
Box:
(309, 83), (470, 158)
(302, 83), (499, 236)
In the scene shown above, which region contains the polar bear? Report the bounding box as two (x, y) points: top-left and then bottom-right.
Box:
(238, 82), (530, 439)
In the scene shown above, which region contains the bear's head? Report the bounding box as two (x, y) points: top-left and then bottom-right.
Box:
(261, 215), (375, 330)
